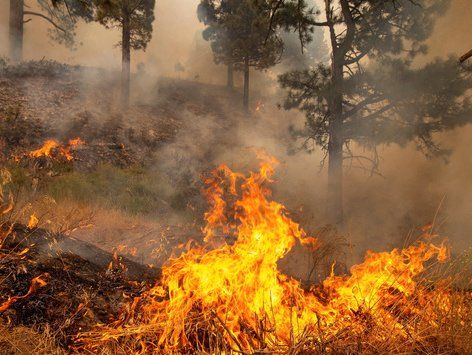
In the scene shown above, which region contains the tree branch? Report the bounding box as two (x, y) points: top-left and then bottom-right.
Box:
(345, 49), (369, 65)
(265, 0), (329, 44)
(23, 10), (67, 33)
(325, 0), (338, 51)
(460, 49), (472, 63)
(342, 94), (385, 119)
(265, 0), (285, 42)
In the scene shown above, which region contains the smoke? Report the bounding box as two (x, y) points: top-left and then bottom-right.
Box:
(0, 0), (471, 275)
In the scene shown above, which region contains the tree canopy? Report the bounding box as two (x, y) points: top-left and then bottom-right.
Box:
(93, 0), (155, 52)
(198, 0), (316, 109)
(34, 0), (94, 48)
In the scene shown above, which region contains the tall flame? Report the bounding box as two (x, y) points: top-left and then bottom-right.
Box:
(79, 155), (451, 352)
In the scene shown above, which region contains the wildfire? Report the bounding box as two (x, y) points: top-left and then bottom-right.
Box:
(79, 155), (453, 352)
(21, 137), (84, 162)
(29, 139), (60, 159)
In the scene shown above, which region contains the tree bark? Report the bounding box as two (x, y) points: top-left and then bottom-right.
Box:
(121, 10), (131, 108)
(324, 0), (353, 225)
(243, 57), (249, 111)
(227, 63), (234, 90)
(326, 62), (344, 225)
(9, 0), (24, 63)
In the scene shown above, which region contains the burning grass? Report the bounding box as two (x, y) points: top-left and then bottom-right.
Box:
(0, 154), (470, 354)
(12, 137), (85, 163)
(75, 155), (471, 354)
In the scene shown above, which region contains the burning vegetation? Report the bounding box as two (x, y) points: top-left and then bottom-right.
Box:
(71, 155), (470, 354)
(0, 139), (471, 353)
(21, 137), (84, 162)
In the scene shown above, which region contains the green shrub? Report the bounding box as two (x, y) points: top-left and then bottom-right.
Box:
(46, 164), (180, 216)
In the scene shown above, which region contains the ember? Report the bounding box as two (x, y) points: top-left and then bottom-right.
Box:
(27, 214), (38, 229)
(255, 100), (264, 112)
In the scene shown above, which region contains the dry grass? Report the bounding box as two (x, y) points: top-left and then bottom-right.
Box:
(73, 242), (471, 354)
(76, 290), (472, 354)
(0, 322), (64, 355)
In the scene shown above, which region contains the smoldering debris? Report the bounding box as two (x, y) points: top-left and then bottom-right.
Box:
(0, 222), (156, 349)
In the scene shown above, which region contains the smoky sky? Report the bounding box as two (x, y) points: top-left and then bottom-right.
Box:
(0, 1), (470, 76)
(0, 0), (204, 75)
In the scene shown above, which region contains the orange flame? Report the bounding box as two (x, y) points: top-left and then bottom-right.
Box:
(29, 139), (60, 159)
(0, 274), (48, 313)
(68, 137), (85, 147)
(79, 156), (452, 352)
(27, 213), (39, 229)
(24, 138), (84, 162)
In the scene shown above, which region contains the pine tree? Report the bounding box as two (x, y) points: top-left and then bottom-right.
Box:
(278, 0), (472, 223)
(93, 0), (155, 107)
(198, 0), (315, 111)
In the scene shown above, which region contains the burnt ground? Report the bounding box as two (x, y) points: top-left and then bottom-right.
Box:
(0, 60), (244, 167)
(0, 223), (157, 349)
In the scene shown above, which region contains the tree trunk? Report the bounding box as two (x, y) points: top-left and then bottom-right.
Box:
(243, 57), (249, 111)
(9, 0), (24, 63)
(121, 11), (131, 108)
(326, 56), (344, 225)
(227, 63), (234, 90)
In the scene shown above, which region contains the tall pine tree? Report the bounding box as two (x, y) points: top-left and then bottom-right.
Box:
(94, 0), (155, 107)
(198, 0), (315, 110)
(278, 0), (472, 223)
